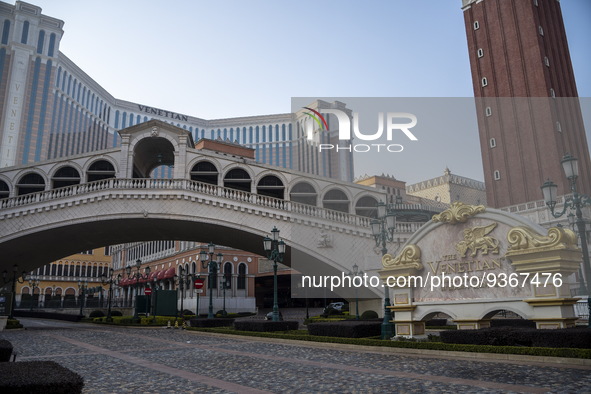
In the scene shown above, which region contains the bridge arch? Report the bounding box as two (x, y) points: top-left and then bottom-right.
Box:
(223, 166), (253, 192)
(256, 172), (286, 200)
(322, 187), (351, 213)
(289, 179), (320, 206)
(354, 195), (378, 218)
(50, 164), (82, 189)
(132, 136), (176, 178)
(188, 157), (221, 185)
(0, 175), (10, 199)
(85, 157), (118, 182)
(16, 170), (48, 196)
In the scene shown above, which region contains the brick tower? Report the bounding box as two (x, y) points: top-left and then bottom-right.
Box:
(461, 0), (591, 208)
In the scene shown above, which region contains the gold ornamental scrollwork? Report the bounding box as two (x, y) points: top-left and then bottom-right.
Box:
(382, 245), (423, 270)
(431, 202), (486, 224)
(507, 226), (578, 251)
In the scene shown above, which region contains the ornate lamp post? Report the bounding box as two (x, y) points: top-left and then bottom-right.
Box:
(371, 201), (396, 339)
(1, 265), (28, 319)
(124, 259), (151, 320)
(28, 278), (40, 311)
(220, 277), (230, 316)
(263, 227), (286, 322)
(78, 280), (88, 316)
(175, 266), (192, 320)
(200, 243), (223, 319)
(541, 153), (591, 327)
(101, 268), (121, 321)
(347, 263), (364, 320)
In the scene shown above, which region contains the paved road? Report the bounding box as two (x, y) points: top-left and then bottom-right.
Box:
(1, 318), (590, 393)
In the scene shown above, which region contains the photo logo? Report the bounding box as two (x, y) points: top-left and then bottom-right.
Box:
(303, 107), (418, 153)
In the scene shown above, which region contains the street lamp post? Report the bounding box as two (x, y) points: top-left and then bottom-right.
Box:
(1, 265), (28, 319)
(263, 227), (286, 322)
(347, 263), (364, 320)
(124, 259), (151, 320)
(78, 280), (88, 316)
(220, 278), (230, 316)
(101, 268), (121, 321)
(371, 201), (397, 339)
(195, 274), (201, 318)
(541, 153), (591, 327)
(28, 278), (40, 311)
(200, 243), (223, 319)
(175, 266), (192, 320)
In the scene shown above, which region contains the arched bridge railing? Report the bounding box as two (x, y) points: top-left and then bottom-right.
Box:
(0, 178), (411, 229)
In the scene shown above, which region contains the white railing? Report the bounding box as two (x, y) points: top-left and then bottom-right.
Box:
(0, 178), (422, 231)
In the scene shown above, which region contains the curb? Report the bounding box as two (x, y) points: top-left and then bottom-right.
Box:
(187, 330), (591, 367)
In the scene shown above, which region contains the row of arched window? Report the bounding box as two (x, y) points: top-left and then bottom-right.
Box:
(178, 261), (248, 290)
(33, 262), (110, 278)
(0, 158), (379, 216)
(0, 160), (115, 197)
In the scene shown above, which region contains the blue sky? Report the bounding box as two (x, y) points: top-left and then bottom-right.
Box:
(21, 0), (591, 183)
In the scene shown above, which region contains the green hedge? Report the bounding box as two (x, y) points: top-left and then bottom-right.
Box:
(440, 327), (591, 349)
(190, 318), (234, 328)
(0, 339), (13, 362)
(0, 361), (84, 393)
(187, 327), (591, 359)
(234, 320), (299, 332)
(308, 321), (381, 338)
(6, 319), (23, 329)
(92, 316), (184, 326)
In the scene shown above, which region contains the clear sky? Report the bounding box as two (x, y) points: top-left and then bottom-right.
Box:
(17, 0), (591, 183)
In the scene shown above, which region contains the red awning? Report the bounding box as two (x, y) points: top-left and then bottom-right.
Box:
(148, 271), (159, 281)
(157, 270), (166, 280)
(163, 267), (176, 279)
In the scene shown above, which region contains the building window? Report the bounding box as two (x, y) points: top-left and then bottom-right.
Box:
(473, 21), (480, 30)
(481, 77), (488, 87)
(485, 107), (492, 117)
(493, 170), (501, 180)
(489, 138), (496, 148)
(550, 88), (556, 98)
(544, 56), (550, 67)
(477, 48), (484, 58)
(556, 121), (562, 132)
(238, 263), (246, 290)
(539, 26), (544, 36)
(534, 0), (538, 6)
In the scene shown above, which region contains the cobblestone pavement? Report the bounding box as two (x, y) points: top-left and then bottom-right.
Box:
(1, 318), (590, 393)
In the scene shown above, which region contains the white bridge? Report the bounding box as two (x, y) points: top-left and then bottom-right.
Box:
(0, 120), (428, 300)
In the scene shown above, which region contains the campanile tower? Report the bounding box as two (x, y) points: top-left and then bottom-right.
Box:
(461, 0), (591, 208)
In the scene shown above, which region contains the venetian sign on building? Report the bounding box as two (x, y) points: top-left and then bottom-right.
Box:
(379, 202), (582, 337)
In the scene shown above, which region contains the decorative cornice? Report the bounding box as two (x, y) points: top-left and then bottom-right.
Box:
(382, 245), (422, 270)
(431, 202), (485, 224)
(507, 226), (578, 251)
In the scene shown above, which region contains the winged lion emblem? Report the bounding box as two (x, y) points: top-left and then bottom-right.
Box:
(455, 223), (500, 258)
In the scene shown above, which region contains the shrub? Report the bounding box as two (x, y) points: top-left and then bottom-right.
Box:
(440, 327), (591, 349)
(425, 319), (447, 327)
(360, 310), (379, 320)
(0, 361), (84, 393)
(0, 340), (13, 362)
(190, 318), (235, 328)
(234, 320), (299, 332)
(489, 319), (536, 328)
(109, 311), (123, 317)
(6, 319), (23, 329)
(88, 310), (105, 318)
(308, 321), (382, 338)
